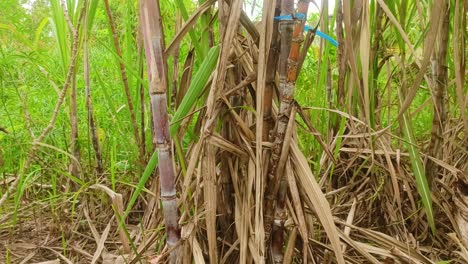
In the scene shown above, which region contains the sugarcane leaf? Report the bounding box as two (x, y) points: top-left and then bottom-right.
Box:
(401, 111), (436, 234)
(124, 150), (158, 217)
(173, 0), (204, 57)
(50, 0), (69, 71)
(34, 18), (49, 49)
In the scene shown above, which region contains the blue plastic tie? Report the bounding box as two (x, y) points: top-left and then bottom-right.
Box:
(274, 13), (306, 21)
(304, 25), (338, 47)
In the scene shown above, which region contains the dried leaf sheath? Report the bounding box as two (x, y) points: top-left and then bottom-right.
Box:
(140, 0), (180, 252)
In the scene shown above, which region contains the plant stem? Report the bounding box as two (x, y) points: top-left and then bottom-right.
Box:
(84, 1), (103, 175)
(426, 0), (449, 186)
(264, 0), (294, 245)
(140, 0), (180, 260)
(267, 0), (311, 261)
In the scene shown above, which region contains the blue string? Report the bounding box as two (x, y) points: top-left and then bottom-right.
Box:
(273, 13), (306, 21)
(304, 25), (338, 47)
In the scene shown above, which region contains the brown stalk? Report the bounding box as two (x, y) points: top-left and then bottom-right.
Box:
(370, 5), (384, 124)
(264, 0), (294, 244)
(426, 1), (449, 186)
(103, 0), (143, 166)
(63, 0), (80, 179)
(84, 2), (103, 175)
(271, 105), (297, 263)
(0, 2), (85, 207)
(265, 0), (311, 261)
(263, 1), (281, 141)
(335, 0), (346, 110)
(137, 36), (147, 159)
(69, 73), (80, 179)
(140, 0), (180, 260)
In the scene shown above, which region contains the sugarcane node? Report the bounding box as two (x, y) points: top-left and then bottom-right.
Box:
(281, 94), (294, 102)
(165, 226), (181, 243)
(278, 21), (294, 32)
(161, 193), (178, 200)
(155, 143), (171, 150)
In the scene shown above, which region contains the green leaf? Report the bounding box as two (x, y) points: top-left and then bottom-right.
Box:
(399, 93), (436, 234)
(124, 150), (158, 217)
(34, 18), (49, 49)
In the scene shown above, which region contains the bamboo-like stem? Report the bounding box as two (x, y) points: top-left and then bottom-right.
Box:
(264, 0), (294, 244)
(136, 23), (146, 159)
(263, 1), (281, 141)
(370, 5), (384, 126)
(0, 2), (85, 207)
(140, 0), (181, 260)
(426, 0), (449, 186)
(69, 73), (80, 177)
(267, 0), (311, 261)
(271, 106), (297, 263)
(84, 2), (103, 175)
(63, 0), (80, 179)
(335, 0), (346, 110)
(103, 0), (143, 166)
(138, 44), (147, 160)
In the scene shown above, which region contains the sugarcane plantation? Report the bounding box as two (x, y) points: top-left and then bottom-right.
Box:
(0, 0), (467, 263)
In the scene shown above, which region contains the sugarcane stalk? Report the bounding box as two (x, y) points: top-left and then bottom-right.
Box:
(140, 0), (181, 259)
(426, 0), (449, 187)
(138, 45), (147, 160)
(84, 2), (103, 175)
(69, 73), (80, 178)
(264, 0), (294, 244)
(63, 0), (80, 179)
(335, 0), (346, 109)
(263, 1), (282, 141)
(266, 0), (311, 261)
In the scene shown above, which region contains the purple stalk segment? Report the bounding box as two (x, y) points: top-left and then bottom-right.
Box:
(140, 0), (181, 258)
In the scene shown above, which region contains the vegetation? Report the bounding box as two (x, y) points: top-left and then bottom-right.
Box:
(0, 0), (467, 263)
